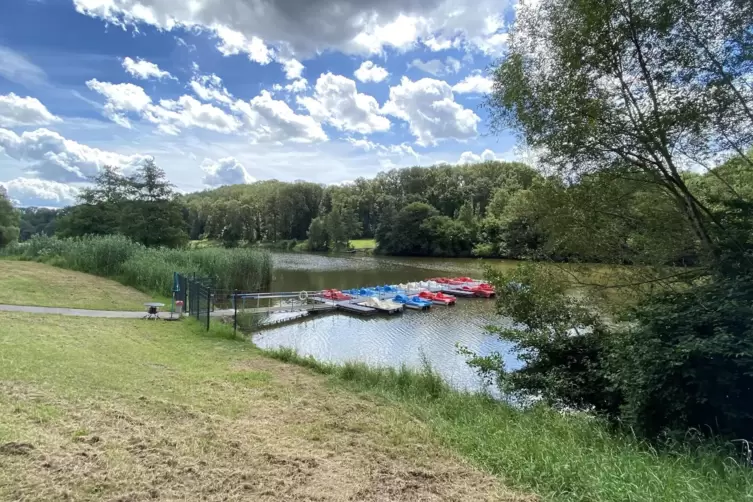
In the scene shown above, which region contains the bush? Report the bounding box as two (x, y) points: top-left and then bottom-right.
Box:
(474, 260), (753, 443)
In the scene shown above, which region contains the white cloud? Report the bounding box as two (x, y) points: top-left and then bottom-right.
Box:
(233, 91), (327, 143)
(452, 74), (493, 94)
(86, 79), (152, 128)
(298, 72), (390, 134)
(273, 78), (308, 94)
(346, 137), (419, 159)
(0, 46), (47, 86)
(201, 156), (256, 186)
(0, 93), (60, 127)
(281, 58), (304, 80)
(0, 127), (148, 182)
(213, 25), (274, 64)
(383, 77), (480, 146)
(458, 149), (496, 164)
(121, 56), (173, 80)
(354, 61), (389, 83)
(72, 0), (514, 58)
(189, 74), (234, 104)
(0, 177), (80, 207)
(408, 56), (461, 76)
(87, 79), (241, 134)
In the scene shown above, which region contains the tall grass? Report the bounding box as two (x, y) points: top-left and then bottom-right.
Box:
(5, 235), (272, 296)
(265, 347), (753, 502)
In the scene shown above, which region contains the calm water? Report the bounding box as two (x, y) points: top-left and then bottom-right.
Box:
(253, 252), (523, 391)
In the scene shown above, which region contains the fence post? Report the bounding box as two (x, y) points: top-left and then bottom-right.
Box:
(233, 290), (238, 336)
(206, 287), (211, 331)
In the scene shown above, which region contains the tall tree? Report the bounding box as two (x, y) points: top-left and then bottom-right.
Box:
(487, 0), (753, 260)
(0, 188), (20, 248)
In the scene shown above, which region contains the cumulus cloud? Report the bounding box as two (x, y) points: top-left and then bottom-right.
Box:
(383, 76), (479, 146)
(298, 72), (390, 134)
(189, 74), (234, 104)
(87, 78), (241, 134)
(86, 79), (152, 128)
(233, 90), (327, 143)
(408, 56), (461, 76)
(281, 58), (304, 80)
(201, 157), (256, 186)
(458, 149), (496, 164)
(213, 25), (274, 64)
(452, 73), (493, 94)
(72, 0), (514, 58)
(121, 56), (173, 80)
(346, 137), (419, 159)
(0, 127), (148, 182)
(354, 61), (389, 83)
(0, 93), (60, 127)
(0, 177), (80, 207)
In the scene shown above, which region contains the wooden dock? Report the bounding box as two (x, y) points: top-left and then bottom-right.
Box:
(335, 300), (378, 315)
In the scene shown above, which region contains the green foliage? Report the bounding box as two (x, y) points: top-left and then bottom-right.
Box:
(306, 217), (328, 251)
(18, 207), (60, 241)
(6, 234), (272, 296)
(324, 204), (361, 251)
(59, 161), (188, 248)
(488, 0), (753, 259)
(376, 202), (439, 255)
(473, 264), (622, 415)
(0, 192), (20, 249)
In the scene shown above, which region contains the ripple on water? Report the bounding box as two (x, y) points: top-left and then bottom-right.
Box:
(253, 299), (521, 392)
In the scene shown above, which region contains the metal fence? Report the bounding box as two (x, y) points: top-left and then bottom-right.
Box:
(176, 273), (212, 331)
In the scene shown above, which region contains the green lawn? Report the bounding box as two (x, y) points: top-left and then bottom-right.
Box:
(349, 238), (376, 249)
(0, 312), (512, 501)
(0, 260), (161, 310)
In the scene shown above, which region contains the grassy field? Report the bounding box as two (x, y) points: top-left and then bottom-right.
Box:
(0, 312), (517, 501)
(268, 349), (753, 502)
(0, 260), (160, 310)
(349, 239), (376, 250)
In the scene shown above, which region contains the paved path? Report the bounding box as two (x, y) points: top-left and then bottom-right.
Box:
(0, 304), (240, 319)
(0, 304), (148, 318)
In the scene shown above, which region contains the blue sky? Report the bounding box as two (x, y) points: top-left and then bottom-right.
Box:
(0, 0), (521, 207)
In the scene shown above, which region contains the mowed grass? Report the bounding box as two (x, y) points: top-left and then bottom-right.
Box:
(0, 260), (159, 311)
(267, 348), (753, 502)
(0, 312), (519, 502)
(349, 239), (376, 250)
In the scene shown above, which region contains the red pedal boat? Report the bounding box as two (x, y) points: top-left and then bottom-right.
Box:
(418, 290), (456, 305)
(320, 289), (352, 301)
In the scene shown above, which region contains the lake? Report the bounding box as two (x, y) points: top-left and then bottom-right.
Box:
(251, 252), (523, 392)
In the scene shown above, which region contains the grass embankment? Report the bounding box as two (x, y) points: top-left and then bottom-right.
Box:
(3, 235), (272, 296)
(0, 312), (514, 501)
(0, 261), (161, 310)
(267, 348), (753, 502)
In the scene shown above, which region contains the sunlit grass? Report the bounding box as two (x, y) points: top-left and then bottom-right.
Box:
(266, 347), (753, 502)
(0, 260), (162, 310)
(349, 239), (377, 249)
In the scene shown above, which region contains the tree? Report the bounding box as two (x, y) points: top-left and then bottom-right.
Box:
(59, 160), (187, 248)
(0, 189), (20, 248)
(325, 204), (361, 251)
(377, 202), (440, 255)
(488, 0), (753, 260)
(306, 217), (328, 251)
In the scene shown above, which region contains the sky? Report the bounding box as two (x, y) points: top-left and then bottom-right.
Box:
(0, 0), (523, 208)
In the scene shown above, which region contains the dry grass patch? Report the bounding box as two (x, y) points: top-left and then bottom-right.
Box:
(0, 313), (527, 501)
(0, 260), (158, 310)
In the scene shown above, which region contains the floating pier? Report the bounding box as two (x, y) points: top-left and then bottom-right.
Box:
(231, 277), (496, 329)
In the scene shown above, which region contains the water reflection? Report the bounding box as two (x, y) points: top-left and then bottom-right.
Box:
(256, 252), (523, 392)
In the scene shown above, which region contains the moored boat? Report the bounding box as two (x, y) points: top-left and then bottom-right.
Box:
(418, 290), (456, 305)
